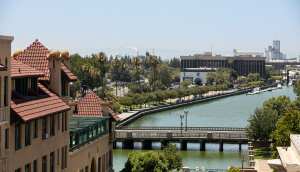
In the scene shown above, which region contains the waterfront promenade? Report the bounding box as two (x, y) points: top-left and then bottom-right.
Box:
(117, 88), (239, 121)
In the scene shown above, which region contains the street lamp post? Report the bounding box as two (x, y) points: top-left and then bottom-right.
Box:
(184, 109), (188, 131)
(180, 113), (184, 137)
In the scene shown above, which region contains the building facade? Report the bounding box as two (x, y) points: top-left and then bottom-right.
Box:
(180, 54), (266, 79)
(180, 68), (216, 84)
(0, 36), (119, 172)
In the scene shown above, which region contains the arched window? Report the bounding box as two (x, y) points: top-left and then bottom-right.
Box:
(53, 59), (55, 69)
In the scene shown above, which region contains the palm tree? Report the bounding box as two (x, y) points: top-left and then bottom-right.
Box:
(111, 58), (122, 97)
(120, 62), (127, 97)
(132, 56), (142, 93)
(81, 65), (91, 95)
(96, 52), (107, 98)
(146, 55), (159, 90)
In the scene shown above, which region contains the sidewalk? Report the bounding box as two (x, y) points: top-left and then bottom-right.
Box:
(254, 159), (273, 172)
(117, 89), (237, 120)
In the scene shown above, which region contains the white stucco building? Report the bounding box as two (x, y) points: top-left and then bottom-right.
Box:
(180, 68), (216, 85)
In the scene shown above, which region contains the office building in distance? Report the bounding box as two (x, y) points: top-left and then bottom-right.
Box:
(180, 52), (266, 83)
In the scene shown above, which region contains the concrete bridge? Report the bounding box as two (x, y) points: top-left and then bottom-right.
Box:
(114, 126), (248, 151)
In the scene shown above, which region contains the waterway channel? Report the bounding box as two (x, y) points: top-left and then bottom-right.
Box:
(113, 86), (296, 171)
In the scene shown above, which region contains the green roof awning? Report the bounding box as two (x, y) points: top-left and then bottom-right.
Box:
(69, 116), (110, 134)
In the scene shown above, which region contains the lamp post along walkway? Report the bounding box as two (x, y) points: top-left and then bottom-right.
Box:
(184, 109), (188, 131)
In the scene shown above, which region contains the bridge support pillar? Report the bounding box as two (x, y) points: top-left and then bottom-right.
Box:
(239, 141), (242, 152)
(200, 140), (206, 151)
(219, 141), (224, 151)
(123, 140), (134, 149)
(180, 140), (187, 150)
(113, 141), (117, 149)
(161, 140), (170, 149)
(142, 140), (152, 150)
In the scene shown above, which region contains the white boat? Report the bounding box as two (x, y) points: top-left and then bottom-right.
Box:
(277, 84), (282, 89)
(247, 87), (262, 95)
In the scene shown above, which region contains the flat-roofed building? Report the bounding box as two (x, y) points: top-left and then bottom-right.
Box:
(180, 53), (266, 80)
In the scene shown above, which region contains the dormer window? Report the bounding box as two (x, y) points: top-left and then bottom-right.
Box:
(15, 78), (28, 96)
(53, 59), (55, 69)
(31, 77), (38, 92)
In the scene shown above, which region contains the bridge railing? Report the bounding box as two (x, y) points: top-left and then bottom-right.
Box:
(115, 131), (247, 139)
(116, 126), (246, 131)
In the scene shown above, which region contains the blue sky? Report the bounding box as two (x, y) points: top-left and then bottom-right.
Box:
(1, 0), (299, 59)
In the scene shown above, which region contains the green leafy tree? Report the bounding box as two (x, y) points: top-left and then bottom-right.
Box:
(247, 73), (255, 82)
(121, 151), (169, 172)
(227, 165), (240, 172)
(293, 79), (300, 96)
(246, 107), (279, 152)
(157, 63), (172, 87)
(181, 80), (189, 88)
(162, 143), (183, 171)
(270, 110), (300, 158)
(262, 95), (294, 117)
(206, 72), (216, 85)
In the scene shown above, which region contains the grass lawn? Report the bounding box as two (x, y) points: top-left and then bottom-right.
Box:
(254, 148), (272, 160)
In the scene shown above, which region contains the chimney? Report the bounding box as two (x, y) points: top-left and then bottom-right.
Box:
(108, 101), (114, 110)
(69, 98), (78, 113)
(60, 50), (71, 68)
(101, 102), (109, 116)
(47, 50), (62, 97)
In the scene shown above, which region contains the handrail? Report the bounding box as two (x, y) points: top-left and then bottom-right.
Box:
(116, 126), (246, 131)
(115, 131), (247, 139)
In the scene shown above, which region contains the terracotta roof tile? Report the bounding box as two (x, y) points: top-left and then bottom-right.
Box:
(11, 58), (44, 78)
(0, 64), (7, 71)
(61, 63), (77, 81)
(73, 91), (120, 121)
(14, 40), (50, 81)
(11, 83), (70, 122)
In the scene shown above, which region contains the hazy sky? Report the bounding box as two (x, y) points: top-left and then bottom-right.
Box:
(1, 0), (299, 59)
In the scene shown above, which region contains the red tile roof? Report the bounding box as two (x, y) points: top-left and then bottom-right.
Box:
(73, 91), (120, 121)
(61, 63), (77, 81)
(11, 58), (44, 78)
(14, 40), (50, 81)
(0, 64), (7, 71)
(11, 83), (71, 122)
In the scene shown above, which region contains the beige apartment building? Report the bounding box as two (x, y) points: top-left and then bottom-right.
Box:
(0, 35), (120, 172)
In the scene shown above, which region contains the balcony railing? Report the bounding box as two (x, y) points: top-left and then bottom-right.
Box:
(0, 107), (8, 125)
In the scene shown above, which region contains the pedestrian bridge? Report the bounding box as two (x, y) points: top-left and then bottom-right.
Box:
(114, 126), (248, 151)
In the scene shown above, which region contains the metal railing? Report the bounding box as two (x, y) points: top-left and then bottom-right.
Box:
(116, 126), (246, 131)
(116, 131), (247, 140)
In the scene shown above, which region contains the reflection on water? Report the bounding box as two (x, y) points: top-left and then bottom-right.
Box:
(114, 86), (296, 171)
(114, 142), (248, 172)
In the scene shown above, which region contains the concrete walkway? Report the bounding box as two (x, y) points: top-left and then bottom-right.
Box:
(254, 159), (273, 172)
(117, 89), (237, 120)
